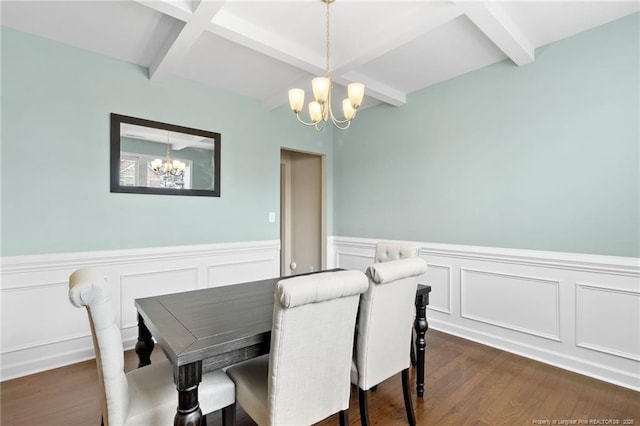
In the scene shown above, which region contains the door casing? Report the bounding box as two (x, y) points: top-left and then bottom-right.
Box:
(280, 149), (327, 276)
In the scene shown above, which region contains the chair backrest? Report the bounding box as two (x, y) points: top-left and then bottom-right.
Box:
(374, 242), (420, 263)
(355, 257), (427, 390)
(68, 269), (129, 426)
(267, 270), (368, 425)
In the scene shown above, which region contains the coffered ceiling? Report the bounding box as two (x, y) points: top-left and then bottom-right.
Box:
(2, 1), (638, 112)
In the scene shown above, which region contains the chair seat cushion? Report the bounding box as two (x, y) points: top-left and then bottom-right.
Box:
(226, 355), (270, 426)
(126, 359), (235, 425)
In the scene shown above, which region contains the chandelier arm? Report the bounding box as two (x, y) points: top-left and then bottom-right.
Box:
(321, 98), (329, 122)
(330, 114), (351, 130)
(326, 104), (352, 125)
(295, 113), (320, 127)
(323, 79), (350, 126)
(323, 95), (348, 129)
(326, 100), (356, 126)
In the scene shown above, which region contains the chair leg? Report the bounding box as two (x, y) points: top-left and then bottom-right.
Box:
(339, 409), (348, 426)
(358, 388), (370, 426)
(401, 368), (416, 426)
(410, 332), (416, 366)
(222, 402), (236, 426)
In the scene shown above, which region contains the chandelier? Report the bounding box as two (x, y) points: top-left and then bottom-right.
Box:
(149, 132), (186, 188)
(288, 0), (365, 131)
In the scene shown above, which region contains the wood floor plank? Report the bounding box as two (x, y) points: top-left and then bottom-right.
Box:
(1, 330), (638, 426)
(430, 351), (513, 424)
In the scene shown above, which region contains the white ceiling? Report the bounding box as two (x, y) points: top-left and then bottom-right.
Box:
(2, 0), (638, 114)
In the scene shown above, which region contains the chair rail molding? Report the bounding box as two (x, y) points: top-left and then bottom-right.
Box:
(328, 236), (640, 391)
(0, 240), (280, 381)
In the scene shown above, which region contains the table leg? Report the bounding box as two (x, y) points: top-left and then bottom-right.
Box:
(414, 292), (429, 398)
(174, 361), (204, 426)
(135, 313), (154, 368)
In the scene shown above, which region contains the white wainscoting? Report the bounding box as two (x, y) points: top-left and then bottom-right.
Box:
(328, 236), (640, 391)
(0, 240), (280, 381)
(3, 237), (639, 390)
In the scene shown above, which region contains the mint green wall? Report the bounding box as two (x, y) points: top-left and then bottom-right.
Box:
(2, 15), (638, 258)
(334, 14), (639, 257)
(1, 27), (332, 256)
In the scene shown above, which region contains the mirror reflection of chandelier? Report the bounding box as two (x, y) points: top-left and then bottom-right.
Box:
(149, 132), (186, 188)
(288, 0), (365, 131)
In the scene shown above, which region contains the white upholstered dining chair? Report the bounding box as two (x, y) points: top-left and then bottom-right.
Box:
(68, 268), (236, 426)
(374, 241), (420, 263)
(226, 270), (369, 426)
(374, 241), (421, 364)
(351, 257), (428, 426)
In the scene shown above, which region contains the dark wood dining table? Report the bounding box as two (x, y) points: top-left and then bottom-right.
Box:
(134, 272), (431, 426)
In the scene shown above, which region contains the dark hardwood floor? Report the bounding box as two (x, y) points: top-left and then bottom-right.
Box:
(1, 330), (638, 425)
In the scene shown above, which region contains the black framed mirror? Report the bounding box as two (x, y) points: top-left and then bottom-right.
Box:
(110, 113), (220, 197)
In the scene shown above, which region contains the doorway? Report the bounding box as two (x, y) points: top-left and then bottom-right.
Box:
(280, 149), (327, 276)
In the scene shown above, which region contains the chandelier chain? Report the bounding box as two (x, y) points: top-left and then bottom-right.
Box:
(325, 0), (331, 78)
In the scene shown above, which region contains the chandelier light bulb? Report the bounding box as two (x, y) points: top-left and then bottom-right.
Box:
(309, 101), (323, 123)
(348, 83), (365, 109)
(288, 88), (305, 113)
(342, 99), (355, 120)
(312, 77), (330, 104)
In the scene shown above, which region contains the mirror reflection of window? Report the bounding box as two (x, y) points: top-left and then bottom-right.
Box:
(120, 152), (192, 189)
(119, 155), (139, 186)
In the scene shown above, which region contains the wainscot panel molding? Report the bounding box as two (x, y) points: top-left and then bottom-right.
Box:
(0, 240), (280, 381)
(328, 236), (640, 391)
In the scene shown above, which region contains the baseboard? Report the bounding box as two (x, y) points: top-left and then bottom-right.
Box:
(428, 320), (639, 392)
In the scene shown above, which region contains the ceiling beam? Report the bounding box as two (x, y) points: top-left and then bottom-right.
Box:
(339, 71), (406, 107)
(209, 8), (414, 108)
(333, 5), (464, 74)
(138, 1), (518, 110)
(458, 1), (534, 66)
(133, 0), (192, 22)
(146, 1), (226, 81)
(319, 4), (464, 108)
(207, 8), (325, 76)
